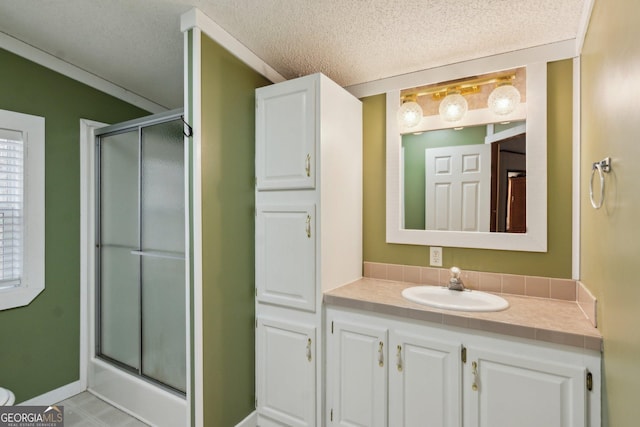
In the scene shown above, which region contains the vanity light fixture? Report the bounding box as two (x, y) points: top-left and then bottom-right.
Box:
(397, 94), (423, 128)
(398, 70), (521, 127)
(488, 80), (521, 116)
(439, 90), (468, 122)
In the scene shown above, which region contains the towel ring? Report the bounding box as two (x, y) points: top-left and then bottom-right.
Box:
(589, 157), (611, 209)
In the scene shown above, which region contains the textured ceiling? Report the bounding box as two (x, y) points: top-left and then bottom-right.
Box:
(0, 0), (587, 110)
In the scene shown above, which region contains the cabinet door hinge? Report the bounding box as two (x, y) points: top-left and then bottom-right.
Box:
(330, 408), (333, 422)
(255, 398), (258, 409)
(461, 346), (467, 364)
(586, 370), (593, 391)
(255, 318), (258, 329)
(331, 321), (334, 334)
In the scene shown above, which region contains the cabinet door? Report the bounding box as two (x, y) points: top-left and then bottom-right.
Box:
(328, 319), (387, 427)
(256, 205), (315, 311)
(389, 331), (462, 427)
(464, 347), (586, 427)
(256, 76), (316, 190)
(256, 317), (316, 427)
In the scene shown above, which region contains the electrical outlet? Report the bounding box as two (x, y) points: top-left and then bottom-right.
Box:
(430, 247), (443, 267)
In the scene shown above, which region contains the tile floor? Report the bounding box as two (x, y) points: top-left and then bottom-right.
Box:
(56, 392), (149, 426)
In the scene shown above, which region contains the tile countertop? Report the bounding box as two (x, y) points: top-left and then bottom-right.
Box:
(323, 278), (602, 352)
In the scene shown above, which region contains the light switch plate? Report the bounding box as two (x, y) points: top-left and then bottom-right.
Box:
(430, 247), (443, 267)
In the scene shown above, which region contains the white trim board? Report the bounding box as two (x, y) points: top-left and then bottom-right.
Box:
(0, 31), (167, 114)
(180, 8), (285, 84)
(575, 0), (596, 56)
(235, 411), (257, 427)
(345, 39), (577, 98)
(18, 381), (83, 406)
(182, 30), (194, 427)
(572, 57), (581, 280)
(79, 119), (108, 394)
(184, 27), (205, 427)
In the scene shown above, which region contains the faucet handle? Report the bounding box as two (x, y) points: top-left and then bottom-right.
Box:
(448, 267), (465, 291)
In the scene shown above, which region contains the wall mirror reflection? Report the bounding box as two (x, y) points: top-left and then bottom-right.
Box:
(386, 63), (548, 252)
(402, 121), (526, 233)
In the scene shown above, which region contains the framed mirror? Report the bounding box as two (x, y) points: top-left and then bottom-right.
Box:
(386, 63), (547, 252)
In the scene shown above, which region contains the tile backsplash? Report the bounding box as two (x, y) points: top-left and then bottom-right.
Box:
(363, 261), (597, 326)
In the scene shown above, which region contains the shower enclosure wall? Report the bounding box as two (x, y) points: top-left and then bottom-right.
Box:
(89, 110), (188, 426)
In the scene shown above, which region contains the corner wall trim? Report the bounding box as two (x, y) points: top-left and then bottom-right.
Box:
(184, 27), (205, 427)
(0, 31), (167, 114)
(575, 0), (596, 55)
(572, 57), (581, 280)
(18, 381), (84, 406)
(180, 8), (285, 84)
(235, 411), (257, 427)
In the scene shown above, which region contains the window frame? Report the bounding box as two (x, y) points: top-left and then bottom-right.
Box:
(0, 109), (45, 310)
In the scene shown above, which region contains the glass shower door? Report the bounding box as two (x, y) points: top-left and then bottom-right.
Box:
(139, 120), (186, 393)
(97, 116), (186, 394)
(99, 129), (140, 371)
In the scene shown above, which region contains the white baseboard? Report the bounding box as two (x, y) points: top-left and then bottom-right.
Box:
(18, 380), (84, 406)
(17, 380), (253, 426)
(236, 410), (257, 427)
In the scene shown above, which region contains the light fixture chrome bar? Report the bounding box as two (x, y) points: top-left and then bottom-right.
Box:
(401, 72), (517, 100)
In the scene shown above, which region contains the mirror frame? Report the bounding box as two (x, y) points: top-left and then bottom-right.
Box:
(386, 62), (547, 252)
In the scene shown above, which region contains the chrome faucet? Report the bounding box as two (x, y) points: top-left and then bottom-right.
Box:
(448, 266), (465, 291)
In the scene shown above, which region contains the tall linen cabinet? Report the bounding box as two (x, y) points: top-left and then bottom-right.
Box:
(255, 73), (362, 427)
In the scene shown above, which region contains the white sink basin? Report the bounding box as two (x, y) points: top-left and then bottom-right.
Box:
(402, 286), (509, 312)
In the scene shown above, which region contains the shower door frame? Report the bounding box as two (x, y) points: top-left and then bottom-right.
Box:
(83, 109), (190, 427)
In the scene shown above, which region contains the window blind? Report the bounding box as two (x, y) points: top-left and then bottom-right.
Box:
(0, 129), (23, 289)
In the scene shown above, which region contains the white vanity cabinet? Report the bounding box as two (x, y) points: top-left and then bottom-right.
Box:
(256, 75), (316, 191)
(464, 344), (588, 427)
(326, 308), (462, 427)
(256, 204), (316, 311)
(255, 73), (362, 427)
(327, 319), (388, 427)
(256, 317), (316, 427)
(389, 330), (462, 427)
(326, 307), (600, 427)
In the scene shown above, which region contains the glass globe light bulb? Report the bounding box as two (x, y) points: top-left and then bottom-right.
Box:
(397, 100), (423, 128)
(488, 84), (521, 116)
(439, 93), (468, 122)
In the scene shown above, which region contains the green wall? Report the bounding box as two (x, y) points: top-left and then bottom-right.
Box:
(363, 59), (574, 278)
(0, 48), (149, 402)
(581, 0), (640, 424)
(199, 35), (270, 426)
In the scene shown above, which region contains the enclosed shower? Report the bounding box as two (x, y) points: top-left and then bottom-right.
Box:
(89, 110), (188, 425)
